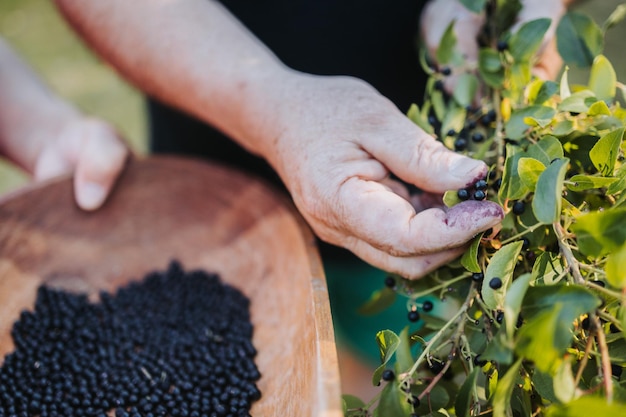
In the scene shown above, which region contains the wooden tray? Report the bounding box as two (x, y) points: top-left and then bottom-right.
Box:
(0, 155), (342, 417)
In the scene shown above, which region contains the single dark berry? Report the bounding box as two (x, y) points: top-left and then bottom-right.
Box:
(496, 311), (504, 324)
(454, 137), (468, 151)
(610, 323), (621, 333)
(408, 310), (421, 322)
(381, 369), (395, 381)
(472, 272), (484, 282)
(428, 360), (445, 374)
(407, 395), (420, 408)
(457, 189), (470, 200)
(447, 129), (456, 137)
(493, 178), (502, 191)
(384, 276), (396, 288)
(496, 40), (508, 51)
(525, 251), (536, 262)
(473, 190), (486, 201)
(512, 201), (526, 215)
(473, 354), (487, 367)
(422, 301), (434, 312)
(489, 277), (503, 289)
(434, 80), (445, 91)
(471, 132), (485, 143)
(521, 237), (530, 250)
(581, 317), (591, 330)
(474, 179), (488, 190)
(440, 66), (452, 76)
(466, 120), (477, 130)
(516, 313), (524, 328)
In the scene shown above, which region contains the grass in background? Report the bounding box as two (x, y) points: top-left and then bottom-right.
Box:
(0, 0), (146, 193)
(0, 0), (624, 195)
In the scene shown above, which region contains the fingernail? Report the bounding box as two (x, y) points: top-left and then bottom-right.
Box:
(451, 157), (486, 186)
(77, 183), (107, 210)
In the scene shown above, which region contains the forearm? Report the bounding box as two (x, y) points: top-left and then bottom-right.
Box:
(54, 0), (293, 158)
(0, 38), (80, 172)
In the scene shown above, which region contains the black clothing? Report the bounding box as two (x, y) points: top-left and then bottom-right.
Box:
(148, 0), (428, 258)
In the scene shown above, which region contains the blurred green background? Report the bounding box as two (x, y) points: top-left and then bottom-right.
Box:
(0, 0), (625, 195)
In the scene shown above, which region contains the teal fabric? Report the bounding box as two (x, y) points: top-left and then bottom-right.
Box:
(323, 258), (420, 367)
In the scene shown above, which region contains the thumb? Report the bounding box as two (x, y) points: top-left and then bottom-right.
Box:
(73, 119), (129, 211)
(362, 117), (488, 193)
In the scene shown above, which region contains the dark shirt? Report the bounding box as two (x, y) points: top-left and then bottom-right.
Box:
(148, 0), (428, 258)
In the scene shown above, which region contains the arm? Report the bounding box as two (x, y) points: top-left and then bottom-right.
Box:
(55, 0), (504, 278)
(0, 38), (128, 210)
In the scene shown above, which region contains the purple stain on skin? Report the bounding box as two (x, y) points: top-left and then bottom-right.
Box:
(444, 201), (504, 229)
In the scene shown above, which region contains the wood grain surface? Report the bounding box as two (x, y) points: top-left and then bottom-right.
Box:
(0, 155), (342, 417)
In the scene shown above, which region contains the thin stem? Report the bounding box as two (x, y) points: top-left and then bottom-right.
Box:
(593, 316), (614, 402)
(409, 273), (470, 300)
(553, 222), (585, 284)
(574, 336), (594, 387)
(500, 223), (544, 245)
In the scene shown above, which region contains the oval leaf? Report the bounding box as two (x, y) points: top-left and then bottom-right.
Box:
(518, 157), (546, 190)
(482, 241), (524, 309)
(509, 18), (551, 61)
(532, 158), (569, 224)
(461, 233), (483, 273)
(589, 127), (623, 176)
(566, 174), (618, 191)
(556, 12), (604, 67)
(589, 54), (616, 102)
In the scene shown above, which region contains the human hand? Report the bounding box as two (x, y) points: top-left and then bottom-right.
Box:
(32, 117), (128, 211)
(420, 0), (566, 85)
(264, 74), (504, 279)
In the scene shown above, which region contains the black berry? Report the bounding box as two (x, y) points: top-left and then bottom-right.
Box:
(512, 201), (526, 215)
(434, 79), (445, 91)
(381, 369), (395, 381)
(612, 364), (623, 379)
(496, 40), (508, 51)
(447, 129), (456, 137)
(457, 189), (470, 200)
(489, 277), (503, 289)
(440, 66), (452, 76)
(407, 394), (420, 407)
(474, 179), (488, 190)
(521, 237), (530, 250)
(473, 190), (486, 201)
(472, 272), (484, 282)
(454, 137), (468, 151)
(422, 300), (434, 312)
(384, 276), (396, 288)
(471, 132), (485, 143)
(408, 310), (421, 322)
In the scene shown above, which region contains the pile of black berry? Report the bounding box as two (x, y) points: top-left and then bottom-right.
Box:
(0, 261), (261, 417)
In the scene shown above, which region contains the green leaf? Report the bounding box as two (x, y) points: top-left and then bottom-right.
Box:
(503, 273), (533, 341)
(452, 73), (478, 108)
(531, 252), (565, 285)
(604, 4), (626, 32)
(527, 136), (564, 166)
(437, 21), (457, 65)
(372, 330), (400, 385)
(454, 367), (480, 417)
(479, 48), (502, 72)
(553, 359), (576, 403)
(407, 103), (434, 134)
(461, 233), (483, 273)
(532, 369), (558, 403)
(608, 164), (626, 194)
(556, 11), (604, 67)
(443, 190), (461, 207)
(358, 287), (397, 315)
(532, 158), (569, 224)
(553, 120), (574, 136)
(481, 326), (514, 364)
(590, 127), (623, 176)
(500, 145), (530, 200)
(509, 18), (551, 61)
(441, 104), (467, 139)
(459, 0), (487, 13)
(534, 81), (559, 105)
(492, 359), (522, 417)
(589, 55), (617, 102)
(481, 241), (524, 309)
(545, 396), (626, 417)
(522, 284), (601, 323)
(374, 379), (412, 417)
(588, 100), (611, 116)
(517, 157), (546, 190)
(506, 105), (556, 140)
(605, 242), (626, 289)
(566, 174), (618, 191)
(516, 304), (566, 374)
(342, 395), (366, 414)
(571, 208), (626, 257)
(560, 66), (571, 99)
(395, 327), (414, 372)
(557, 90), (596, 113)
